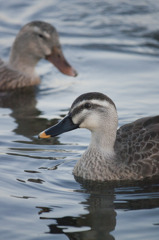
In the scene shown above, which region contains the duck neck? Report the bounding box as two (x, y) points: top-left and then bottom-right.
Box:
(9, 42), (39, 78)
(89, 130), (116, 156)
(89, 116), (118, 157)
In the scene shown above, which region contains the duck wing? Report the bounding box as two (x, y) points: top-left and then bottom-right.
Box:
(115, 115), (159, 177)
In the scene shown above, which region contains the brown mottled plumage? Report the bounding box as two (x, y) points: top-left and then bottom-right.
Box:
(0, 59), (40, 89)
(39, 92), (159, 181)
(0, 21), (77, 91)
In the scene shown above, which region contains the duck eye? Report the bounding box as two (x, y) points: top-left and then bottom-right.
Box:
(38, 33), (44, 39)
(84, 102), (92, 109)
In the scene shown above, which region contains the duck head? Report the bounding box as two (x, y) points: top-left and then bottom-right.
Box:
(9, 21), (77, 77)
(39, 92), (118, 151)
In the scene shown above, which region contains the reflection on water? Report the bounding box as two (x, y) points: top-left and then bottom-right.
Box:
(0, 0), (159, 240)
(0, 88), (61, 145)
(47, 190), (116, 240)
(35, 180), (159, 240)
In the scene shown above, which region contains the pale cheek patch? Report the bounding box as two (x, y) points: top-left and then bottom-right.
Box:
(72, 115), (79, 125)
(79, 112), (100, 130)
(43, 31), (51, 39)
(43, 46), (52, 55)
(72, 109), (88, 125)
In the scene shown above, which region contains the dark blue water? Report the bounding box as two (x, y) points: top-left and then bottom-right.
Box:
(0, 0), (159, 239)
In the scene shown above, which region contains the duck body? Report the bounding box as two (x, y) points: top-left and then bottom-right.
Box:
(39, 92), (159, 181)
(73, 116), (159, 181)
(0, 59), (40, 90)
(0, 21), (77, 91)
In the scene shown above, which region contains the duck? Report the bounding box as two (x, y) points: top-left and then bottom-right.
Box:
(0, 21), (77, 91)
(39, 92), (159, 181)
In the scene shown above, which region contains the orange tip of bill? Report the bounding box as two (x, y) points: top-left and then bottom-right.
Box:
(38, 131), (51, 139)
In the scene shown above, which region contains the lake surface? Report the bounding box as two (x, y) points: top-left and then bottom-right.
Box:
(0, 0), (159, 239)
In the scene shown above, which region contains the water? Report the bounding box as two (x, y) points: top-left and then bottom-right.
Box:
(0, 0), (159, 239)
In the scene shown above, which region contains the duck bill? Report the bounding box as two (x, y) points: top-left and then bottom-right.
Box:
(39, 115), (79, 139)
(46, 47), (77, 77)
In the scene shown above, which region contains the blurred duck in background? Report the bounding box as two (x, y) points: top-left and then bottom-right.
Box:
(0, 21), (77, 91)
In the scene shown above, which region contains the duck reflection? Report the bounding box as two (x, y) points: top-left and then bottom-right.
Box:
(0, 88), (60, 144)
(48, 194), (116, 239)
(36, 179), (159, 240)
(37, 181), (117, 240)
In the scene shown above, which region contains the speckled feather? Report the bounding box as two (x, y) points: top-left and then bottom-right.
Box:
(115, 116), (159, 178)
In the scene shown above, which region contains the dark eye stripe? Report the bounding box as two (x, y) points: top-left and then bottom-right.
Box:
(37, 33), (46, 39)
(70, 103), (102, 118)
(84, 102), (91, 109)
